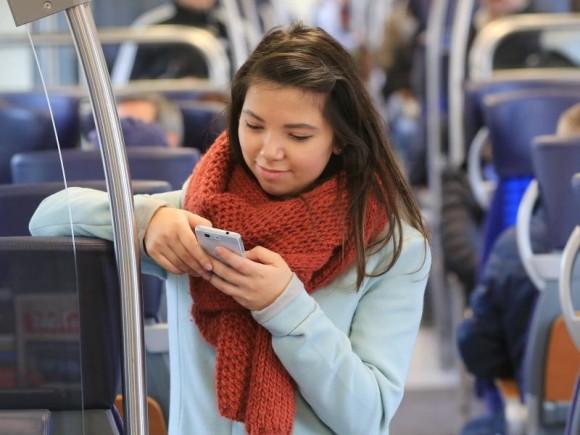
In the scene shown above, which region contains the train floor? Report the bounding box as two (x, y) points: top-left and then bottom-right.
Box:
(390, 323), (486, 435)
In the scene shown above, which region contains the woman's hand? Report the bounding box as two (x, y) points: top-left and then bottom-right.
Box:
(208, 246), (293, 311)
(144, 207), (214, 278)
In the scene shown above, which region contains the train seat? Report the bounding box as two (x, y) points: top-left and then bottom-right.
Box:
(0, 236), (122, 435)
(10, 146), (200, 190)
(0, 180), (171, 237)
(0, 91), (81, 150)
(463, 79), (580, 153)
(0, 180), (173, 427)
(478, 89), (580, 269)
(561, 173), (580, 435)
(0, 105), (54, 184)
(176, 100), (225, 152)
(515, 136), (580, 434)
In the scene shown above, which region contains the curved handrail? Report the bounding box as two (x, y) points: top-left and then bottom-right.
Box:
(110, 4), (175, 85)
(469, 13), (580, 82)
(559, 226), (580, 349)
(466, 126), (495, 209)
(516, 179), (546, 291)
(0, 25), (231, 88)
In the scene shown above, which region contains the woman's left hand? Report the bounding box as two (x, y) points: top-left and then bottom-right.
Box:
(208, 245), (293, 311)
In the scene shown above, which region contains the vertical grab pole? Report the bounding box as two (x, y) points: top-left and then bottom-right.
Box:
(5, 1), (148, 434)
(448, 0), (475, 168)
(66, 4), (148, 435)
(425, 0), (453, 368)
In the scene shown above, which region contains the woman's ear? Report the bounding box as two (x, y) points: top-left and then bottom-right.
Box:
(332, 143), (342, 155)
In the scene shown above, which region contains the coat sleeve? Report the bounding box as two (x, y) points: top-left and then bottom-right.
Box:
(29, 186), (183, 278)
(256, 229), (431, 434)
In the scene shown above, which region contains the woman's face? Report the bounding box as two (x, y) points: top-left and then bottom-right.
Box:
(238, 81), (339, 197)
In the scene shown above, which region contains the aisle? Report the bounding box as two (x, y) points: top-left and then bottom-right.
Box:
(390, 327), (485, 435)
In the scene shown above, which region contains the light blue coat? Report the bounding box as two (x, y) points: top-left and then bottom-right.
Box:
(29, 185), (431, 435)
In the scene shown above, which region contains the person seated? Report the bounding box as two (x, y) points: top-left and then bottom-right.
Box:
(83, 92), (184, 150)
(456, 102), (580, 435)
(88, 117), (171, 149)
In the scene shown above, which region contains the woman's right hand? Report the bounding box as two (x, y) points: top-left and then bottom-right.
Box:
(144, 207), (214, 278)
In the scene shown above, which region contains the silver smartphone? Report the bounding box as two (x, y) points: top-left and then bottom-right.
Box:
(194, 225), (246, 260)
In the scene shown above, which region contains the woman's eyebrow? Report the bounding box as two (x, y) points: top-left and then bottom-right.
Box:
(242, 109), (317, 130)
(242, 109), (264, 121)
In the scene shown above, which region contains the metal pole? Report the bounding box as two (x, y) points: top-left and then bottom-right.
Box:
(448, 0), (475, 168)
(65, 4), (148, 435)
(425, 0), (454, 369)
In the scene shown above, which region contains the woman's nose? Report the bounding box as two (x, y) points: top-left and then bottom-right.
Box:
(260, 133), (284, 160)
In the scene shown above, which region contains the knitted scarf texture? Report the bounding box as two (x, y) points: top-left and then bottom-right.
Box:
(184, 132), (387, 434)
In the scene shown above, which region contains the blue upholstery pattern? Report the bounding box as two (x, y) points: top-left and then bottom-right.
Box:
(531, 135), (580, 250)
(0, 92), (81, 150)
(0, 106), (54, 184)
(11, 147), (200, 190)
(478, 89), (580, 269)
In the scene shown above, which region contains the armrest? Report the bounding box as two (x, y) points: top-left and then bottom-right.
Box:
(559, 226), (580, 350)
(467, 127), (496, 209)
(516, 179), (546, 291)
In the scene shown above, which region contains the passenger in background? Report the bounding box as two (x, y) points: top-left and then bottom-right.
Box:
(85, 92), (184, 149)
(456, 102), (580, 435)
(130, 0), (229, 80)
(376, 0), (422, 181)
(116, 92), (184, 148)
(30, 23), (431, 435)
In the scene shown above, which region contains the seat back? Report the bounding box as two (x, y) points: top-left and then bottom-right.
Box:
(0, 180), (171, 237)
(563, 173), (580, 435)
(0, 91), (81, 150)
(463, 79), (580, 153)
(11, 147), (199, 190)
(0, 105), (54, 184)
(525, 275), (580, 432)
(0, 236), (121, 415)
(483, 89), (580, 179)
(478, 89), (580, 267)
(531, 135), (580, 250)
(0, 180), (171, 321)
(177, 100), (225, 152)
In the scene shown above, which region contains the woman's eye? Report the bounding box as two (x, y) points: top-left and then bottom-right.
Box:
(290, 134), (312, 141)
(245, 121), (262, 130)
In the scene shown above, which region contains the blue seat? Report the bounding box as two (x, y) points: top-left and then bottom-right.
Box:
(0, 236), (121, 434)
(0, 105), (54, 184)
(479, 89), (580, 269)
(0, 180), (171, 238)
(0, 91), (81, 150)
(531, 135), (580, 250)
(177, 100), (225, 152)
(463, 79), (580, 153)
(0, 179), (174, 426)
(564, 173), (580, 435)
(516, 135), (580, 434)
(11, 146), (200, 190)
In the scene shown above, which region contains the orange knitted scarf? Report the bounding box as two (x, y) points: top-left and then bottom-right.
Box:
(184, 132), (387, 434)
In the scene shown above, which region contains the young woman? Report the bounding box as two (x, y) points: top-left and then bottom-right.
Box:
(30, 23), (431, 435)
